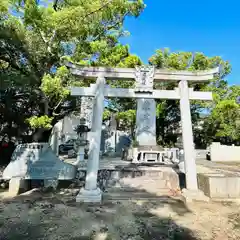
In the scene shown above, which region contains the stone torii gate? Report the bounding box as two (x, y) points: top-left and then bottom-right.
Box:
(65, 62), (218, 202)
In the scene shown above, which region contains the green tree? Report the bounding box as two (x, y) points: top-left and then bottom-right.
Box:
(201, 85), (240, 145)
(116, 109), (136, 137)
(149, 48), (233, 147)
(0, 0), (145, 140)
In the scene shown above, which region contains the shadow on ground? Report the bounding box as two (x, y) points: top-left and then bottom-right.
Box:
(0, 186), (200, 240)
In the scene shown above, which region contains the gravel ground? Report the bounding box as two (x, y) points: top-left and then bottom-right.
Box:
(0, 189), (240, 240)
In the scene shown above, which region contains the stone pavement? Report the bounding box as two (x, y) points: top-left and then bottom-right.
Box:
(196, 159), (240, 175)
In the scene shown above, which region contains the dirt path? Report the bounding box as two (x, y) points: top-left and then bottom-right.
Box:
(0, 189), (240, 240)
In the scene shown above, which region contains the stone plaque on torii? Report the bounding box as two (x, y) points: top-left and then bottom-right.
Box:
(65, 61), (218, 203)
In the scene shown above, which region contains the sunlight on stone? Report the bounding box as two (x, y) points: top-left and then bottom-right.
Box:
(94, 233), (108, 240)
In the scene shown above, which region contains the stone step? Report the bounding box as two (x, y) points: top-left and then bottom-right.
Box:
(104, 188), (174, 200)
(118, 178), (170, 189)
(122, 175), (166, 180)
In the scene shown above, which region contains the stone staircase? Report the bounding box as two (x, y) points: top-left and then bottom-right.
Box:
(103, 188), (179, 201)
(101, 166), (181, 200)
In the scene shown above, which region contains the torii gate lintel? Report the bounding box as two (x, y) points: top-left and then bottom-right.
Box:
(70, 86), (213, 100)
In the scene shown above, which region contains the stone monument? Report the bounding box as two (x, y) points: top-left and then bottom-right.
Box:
(3, 143), (77, 195)
(135, 66), (156, 146)
(49, 114), (80, 155)
(135, 66), (164, 162)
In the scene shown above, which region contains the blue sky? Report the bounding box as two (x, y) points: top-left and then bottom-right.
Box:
(121, 0), (240, 85)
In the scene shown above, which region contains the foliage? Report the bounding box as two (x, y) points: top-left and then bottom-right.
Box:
(116, 109), (136, 136)
(212, 100), (240, 139)
(1, 1), (238, 146)
(40, 75), (68, 103)
(26, 115), (54, 130)
(132, 139), (139, 147)
(149, 48), (237, 147)
(103, 109), (111, 121)
(201, 85), (240, 144)
(0, 0), (145, 140)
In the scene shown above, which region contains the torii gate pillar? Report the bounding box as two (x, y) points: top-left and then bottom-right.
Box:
(179, 80), (198, 190)
(76, 76), (105, 203)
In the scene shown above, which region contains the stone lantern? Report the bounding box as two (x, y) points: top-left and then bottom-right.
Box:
(74, 118), (90, 165)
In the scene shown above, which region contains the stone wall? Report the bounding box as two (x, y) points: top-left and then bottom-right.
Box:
(210, 142), (240, 162)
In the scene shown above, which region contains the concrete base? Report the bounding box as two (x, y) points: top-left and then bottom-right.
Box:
(9, 177), (28, 196)
(76, 187), (102, 203)
(198, 172), (240, 199)
(181, 188), (210, 203)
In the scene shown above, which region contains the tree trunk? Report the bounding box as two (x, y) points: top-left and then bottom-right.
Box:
(32, 127), (53, 142)
(32, 91), (52, 142)
(32, 128), (45, 142)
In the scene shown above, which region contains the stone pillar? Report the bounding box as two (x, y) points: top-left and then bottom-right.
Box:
(75, 145), (85, 163)
(135, 66), (156, 147)
(136, 98), (156, 146)
(179, 80), (198, 191)
(50, 131), (55, 155)
(56, 132), (60, 157)
(76, 76), (105, 203)
(9, 177), (28, 196)
(170, 148), (178, 163)
(80, 95), (94, 130)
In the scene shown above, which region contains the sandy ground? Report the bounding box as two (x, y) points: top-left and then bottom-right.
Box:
(1, 160), (240, 240)
(0, 188), (240, 240)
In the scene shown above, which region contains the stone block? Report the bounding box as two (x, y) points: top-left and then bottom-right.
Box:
(120, 171), (133, 178)
(68, 149), (76, 158)
(76, 187), (102, 203)
(3, 143), (77, 181)
(181, 188), (210, 203)
(117, 167), (180, 195)
(145, 170), (164, 179)
(198, 173), (240, 199)
(132, 171), (143, 178)
(111, 171), (120, 180)
(136, 99), (156, 146)
(44, 179), (59, 189)
(9, 177), (28, 196)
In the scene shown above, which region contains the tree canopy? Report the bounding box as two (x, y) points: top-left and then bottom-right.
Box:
(0, 0), (144, 140)
(0, 0), (239, 146)
(148, 48), (239, 146)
